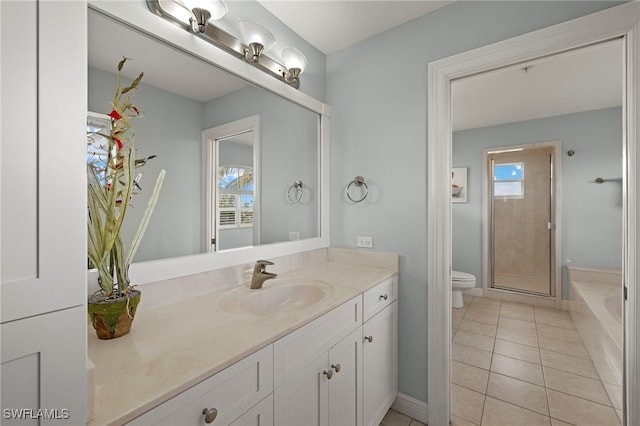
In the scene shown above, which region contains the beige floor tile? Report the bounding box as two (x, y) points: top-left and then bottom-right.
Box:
(494, 338), (541, 364)
(603, 382), (623, 409)
(380, 408), (412, 426)
(452, 383), (485, 425)
(470, 296), (501, 307)
(486, 372), (549, 415)
(534, 306), (571, 320)
(594, 361), (623, 385)
(550, 419), (574, 426)
(465, 309), (499, 326)
(535, 315), (576, 330)
(408, 420), (426, 426)
(496, 329), (539, 348)
(498, 317), (538, 335)
(538, 334), (591, 360)
(536, 323), (582, 342)
(491, 353), (544, 386)
(451, 415), (478, 426)
(540, 350), (599, 379)
(452, 343), (493, 370)
(458, 319), (497, 337)
(543, 366), (610, 405)
(481, 396), (551, 426)
(452, 360), (490, 394)
(547, 389), (620, 426)
(453, 330), (495, 352)
(500, 302), (534, 320)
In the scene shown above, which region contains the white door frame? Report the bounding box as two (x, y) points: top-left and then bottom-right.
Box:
(202, 115), (261, 252)
(427, 3), (640, 425)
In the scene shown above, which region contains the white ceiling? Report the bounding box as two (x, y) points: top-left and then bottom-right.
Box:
(256, 0), (454, 55)
(452, 39), (623, 131)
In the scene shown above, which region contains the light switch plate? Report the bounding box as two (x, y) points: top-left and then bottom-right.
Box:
(357, 236), (373, 248)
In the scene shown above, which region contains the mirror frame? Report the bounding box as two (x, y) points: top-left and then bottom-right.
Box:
(88, 0), (330, 287)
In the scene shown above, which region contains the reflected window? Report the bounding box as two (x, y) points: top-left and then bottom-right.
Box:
(87, 113), (111, 184)
(217, 166), (254, 228)
(494, 163), (524, 198)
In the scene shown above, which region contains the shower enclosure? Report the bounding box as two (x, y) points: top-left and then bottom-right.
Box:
(486, 143), (557, 296)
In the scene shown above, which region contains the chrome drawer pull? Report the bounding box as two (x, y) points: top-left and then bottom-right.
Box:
(323, 369), (334, 379)
(202, 407), (218, 423)
(364, 335), (373, 343)
(379, 294), (388, 301)
(331, 363), (341, 373)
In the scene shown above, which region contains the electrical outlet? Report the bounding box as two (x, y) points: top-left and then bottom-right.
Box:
(356, 236), (373, 248)
(289, 231), (300, 241)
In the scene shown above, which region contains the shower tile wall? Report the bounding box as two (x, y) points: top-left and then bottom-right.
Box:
(451, 296), (621, 425)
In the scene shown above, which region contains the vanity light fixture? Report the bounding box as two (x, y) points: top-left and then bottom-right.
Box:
(178, 0), (227, 33)
(147, 0), (308, 89)
(237, 20), (276, 62)
(282, 47), (307, 86)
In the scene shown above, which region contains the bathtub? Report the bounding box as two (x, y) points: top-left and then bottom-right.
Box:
(567, 266), (623, 387)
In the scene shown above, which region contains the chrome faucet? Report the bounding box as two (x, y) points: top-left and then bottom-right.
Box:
(250, 260), (277, 289)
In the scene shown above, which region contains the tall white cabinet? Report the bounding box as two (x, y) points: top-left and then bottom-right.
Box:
(1, 1), (87, 423)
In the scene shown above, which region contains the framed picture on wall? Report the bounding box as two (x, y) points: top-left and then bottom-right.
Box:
(452, 167), (468, 203)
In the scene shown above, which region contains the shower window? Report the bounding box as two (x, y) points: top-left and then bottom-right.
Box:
(494, 162), (524, 198)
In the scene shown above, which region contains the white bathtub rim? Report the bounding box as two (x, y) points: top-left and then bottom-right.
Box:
(571, 279), (622, 351)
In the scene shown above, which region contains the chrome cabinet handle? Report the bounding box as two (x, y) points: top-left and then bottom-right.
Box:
(364, 335), (373, 343)
(323, 369), (334, 379)
(202, 407), (218, 423)
(331, 363), (341, 373)
(379, 294), (388, 301)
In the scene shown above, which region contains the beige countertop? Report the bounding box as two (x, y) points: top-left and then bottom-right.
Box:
(88, 260), (397, 426)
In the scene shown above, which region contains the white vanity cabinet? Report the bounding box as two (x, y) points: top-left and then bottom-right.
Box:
(128, 346), (273, 426)
(273, 297), (362, 426)
(362, 278), (398, 426)
(1, 0), (87, 422)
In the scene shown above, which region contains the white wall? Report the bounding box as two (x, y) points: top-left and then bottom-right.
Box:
(453, 107), (623, 298)
(326, 0), (623, 404)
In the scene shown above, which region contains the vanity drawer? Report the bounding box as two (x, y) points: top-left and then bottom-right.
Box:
(273, 296), (361, 387)
(363, 277), (397, 322)
(127, 345), (273, 426)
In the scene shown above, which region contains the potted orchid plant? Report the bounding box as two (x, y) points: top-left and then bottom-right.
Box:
(87, 57), (165, 339)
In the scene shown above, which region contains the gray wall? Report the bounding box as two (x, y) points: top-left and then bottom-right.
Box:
(453, 107), (623, 299)
(326, 0), (622, 404)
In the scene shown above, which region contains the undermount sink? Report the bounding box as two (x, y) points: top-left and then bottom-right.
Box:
(218, 279), (333, 315)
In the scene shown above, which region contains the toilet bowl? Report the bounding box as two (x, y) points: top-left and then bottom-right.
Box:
(452, 270), (476, 308)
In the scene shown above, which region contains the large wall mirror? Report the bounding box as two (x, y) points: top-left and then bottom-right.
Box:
(87, 2), (328, 286)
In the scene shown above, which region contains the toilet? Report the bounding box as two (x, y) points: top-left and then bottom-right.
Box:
(452, 270), (476, 308)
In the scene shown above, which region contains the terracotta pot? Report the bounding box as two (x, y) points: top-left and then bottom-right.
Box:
(88, 290), (141, 339)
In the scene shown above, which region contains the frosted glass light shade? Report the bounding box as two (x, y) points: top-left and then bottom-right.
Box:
(282, 47), (307, 73)
(237, 20), (276, 53)
(179, 0), (227, 21)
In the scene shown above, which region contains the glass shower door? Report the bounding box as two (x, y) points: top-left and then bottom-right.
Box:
(489, 146), (554, 296)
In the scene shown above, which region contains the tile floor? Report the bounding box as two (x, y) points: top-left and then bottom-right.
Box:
(450, 296), (622, 426)
(380, 408), (426, 426)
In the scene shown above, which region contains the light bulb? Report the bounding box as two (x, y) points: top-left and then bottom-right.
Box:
(282, 47), (307, 74)
(237, 20), (276, 53)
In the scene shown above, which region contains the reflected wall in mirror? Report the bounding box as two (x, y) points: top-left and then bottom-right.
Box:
(88, 8), (319, 263)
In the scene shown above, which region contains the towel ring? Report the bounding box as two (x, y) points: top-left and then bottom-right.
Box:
(346, 176), (368, 203)
(287, 180), (303, 203)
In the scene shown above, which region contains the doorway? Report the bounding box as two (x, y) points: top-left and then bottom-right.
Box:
(426, 4), (640, 426)
(486, 144), (557, 297)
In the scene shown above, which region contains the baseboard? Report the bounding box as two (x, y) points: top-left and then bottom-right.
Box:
(391, 393), (428, 424)
(463, 287), (483, 297)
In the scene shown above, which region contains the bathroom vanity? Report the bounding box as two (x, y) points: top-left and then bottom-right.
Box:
(88, 251), (398, 426)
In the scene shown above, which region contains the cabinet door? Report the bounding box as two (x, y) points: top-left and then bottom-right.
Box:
(362, 302), (397, 426)
(229, 395), (273, 426)
(1, 306), (87, 425)
(328, 328), (362, 426)
(274, 354), (328, 426)
(1, 0), (87, 322)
